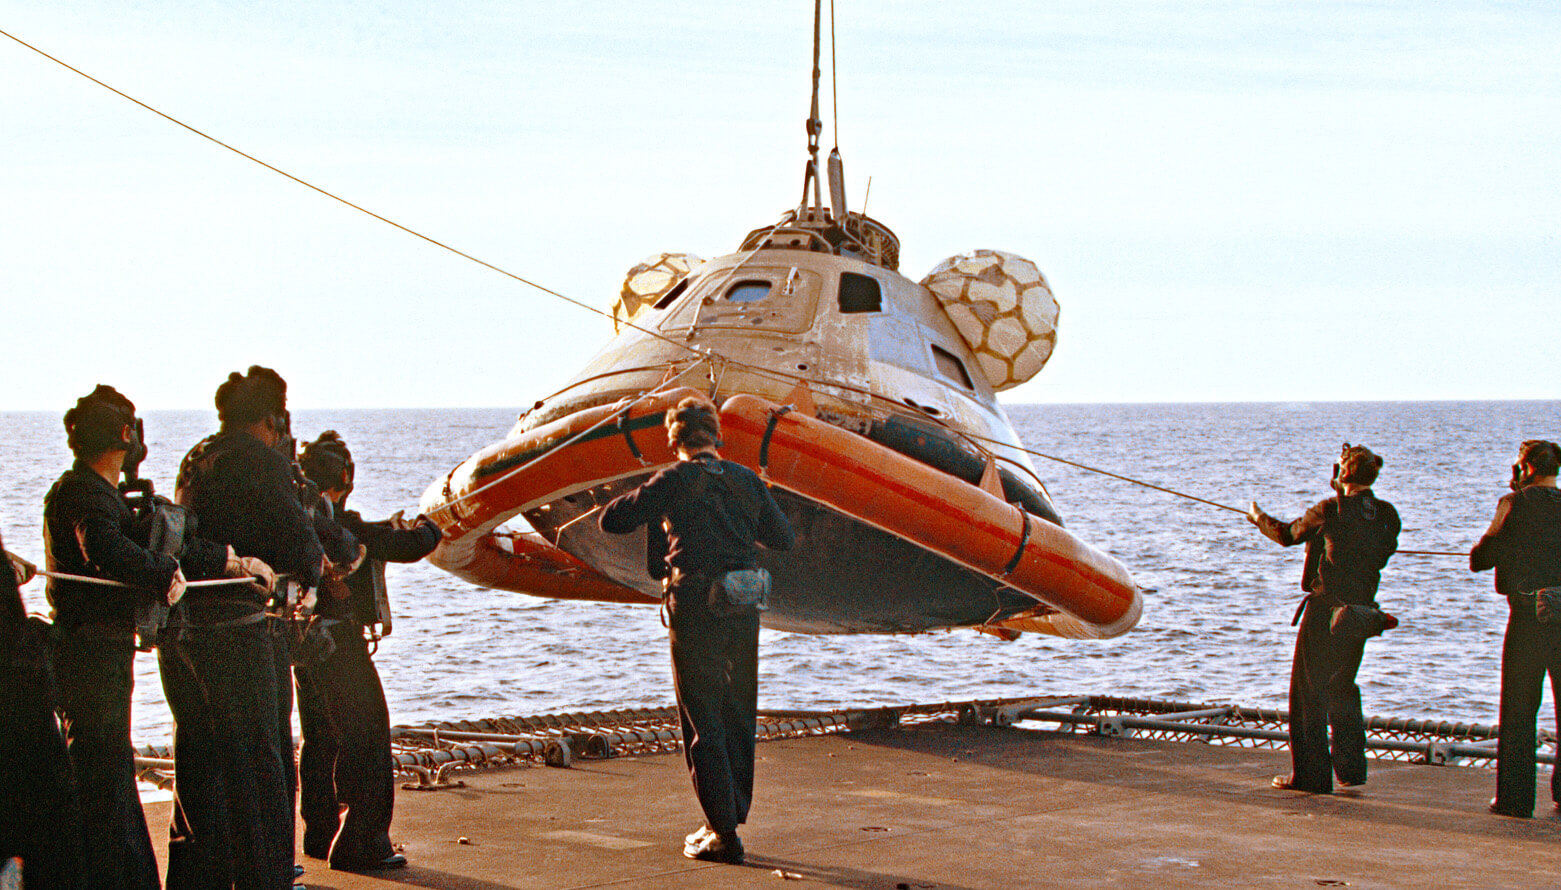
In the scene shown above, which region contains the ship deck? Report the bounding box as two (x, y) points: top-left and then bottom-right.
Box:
(143, 718), (1560, 889)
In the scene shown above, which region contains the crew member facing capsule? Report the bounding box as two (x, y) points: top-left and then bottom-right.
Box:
(296, 430), (441, 873)
(168, 366), (315, 889)
(44, 384), (259, 889)
(599, 396), (793, 865)
(1471, 439), (1561, 819)
(1248, 443), (1400, 795)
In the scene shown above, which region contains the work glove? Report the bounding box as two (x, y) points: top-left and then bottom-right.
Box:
(225, 546), (277, 596)
(1245, 501), (1266, 526)
(416, 514), (443, 540)
(166, 567), (188, 606)
(7, 551), (37, 586)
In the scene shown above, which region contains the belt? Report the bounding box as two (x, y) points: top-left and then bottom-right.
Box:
(1294, 592), (1364, 626)
(1292, 593), (1343, 626)
(667, 565), (755, 586)
(172, 601), (268, 630)
(666, 567), (715, 589)
(57, 622), (136, 645)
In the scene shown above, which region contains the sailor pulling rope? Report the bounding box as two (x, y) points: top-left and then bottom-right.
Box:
(3, 551), (276, 590)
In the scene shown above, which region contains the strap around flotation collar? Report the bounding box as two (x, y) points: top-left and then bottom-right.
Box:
(1001, 508), (1031, 577)
(616, 405), (646, 464)
(758, 405), (794, 471)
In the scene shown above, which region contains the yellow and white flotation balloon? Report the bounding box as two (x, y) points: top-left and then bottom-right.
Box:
(613, 252), (703, 332)
(920, 250), (1059, 391)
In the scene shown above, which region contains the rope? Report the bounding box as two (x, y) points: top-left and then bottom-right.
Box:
(6, 30), (1475, 562)
(421, 373), (690, 519)
(0, 27), (712, 362)
(2, 25), (926, 458)
(1013, 447), (1246, 516)
(954, 433), (1470, 559)
(423, 340), (1475, 561)
(5, 556), (272, 590)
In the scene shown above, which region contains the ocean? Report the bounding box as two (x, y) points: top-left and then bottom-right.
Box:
(2, 400), (1556, 749)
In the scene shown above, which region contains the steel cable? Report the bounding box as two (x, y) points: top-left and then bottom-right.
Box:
(4, 29), (1474, 561)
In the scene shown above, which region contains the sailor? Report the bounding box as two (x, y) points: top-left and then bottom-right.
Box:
(598, 396), (794, 864)
(1247, 443), (1400, 794)
(43, 385), (265, 889)
(271, 409), (362, 855)
(1, 524), (87, 888)
(1470, 439), (1561, 818)
(294, 430), (441, 872)
(166, 366), (321, 889)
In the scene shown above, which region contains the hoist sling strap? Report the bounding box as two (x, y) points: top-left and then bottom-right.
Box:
(758, 406), (794, 471)
(1001, 512), (1031, 577)
(616, 405), (645, 462)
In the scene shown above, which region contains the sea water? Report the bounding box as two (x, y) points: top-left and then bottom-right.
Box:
(2, 400), (1555, 748)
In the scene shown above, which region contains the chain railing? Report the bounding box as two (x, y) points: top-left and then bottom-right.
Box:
(131, 695), (1555, 791)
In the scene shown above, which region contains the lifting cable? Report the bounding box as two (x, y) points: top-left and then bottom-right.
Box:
(957, 429), (1468, 559)
(421, 372), (692, 520)
(521, 350), (1469, 561)
(1, 23), (1012, 492)
(2, 29), (1473, 562)
(0, 25), (799, 522)
(0, 27), (721, 364)
(829, 0), (839, 152)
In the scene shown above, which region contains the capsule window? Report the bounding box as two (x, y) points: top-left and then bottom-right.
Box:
(725, 280), (772, 303)
(931, 344), (974, 390)
(838, 272), (882, 313)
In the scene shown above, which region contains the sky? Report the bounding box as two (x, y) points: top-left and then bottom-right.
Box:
(1, 1), (1557, 410)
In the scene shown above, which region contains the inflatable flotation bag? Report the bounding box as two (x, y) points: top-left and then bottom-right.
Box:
(921, 250), (1059, 391)
(613, 252), (703, 332)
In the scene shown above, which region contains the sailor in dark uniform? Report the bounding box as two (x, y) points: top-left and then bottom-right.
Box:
(1248, 443), (1400, 794)
(43, 385), (260, 889)
(269, 412), (361, 858)
(599, 396), (793, 865)
(1471, 439), (1561, 818)
(1, 525), (86, 889)
(294, 431), (441, 872)
(166, 367), (321, 890)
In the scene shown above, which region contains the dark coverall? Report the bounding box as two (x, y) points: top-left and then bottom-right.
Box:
(0, 527), (87, 889)
(43, 462), (228, 890)
(165, 431), (325, 890)
(295, 509), (439, 866)
(280, 487), (359, 838)
(1253, 490), (1399, 793)
(1470, 484), (1561, 817)
(599, 454), (793, 833)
